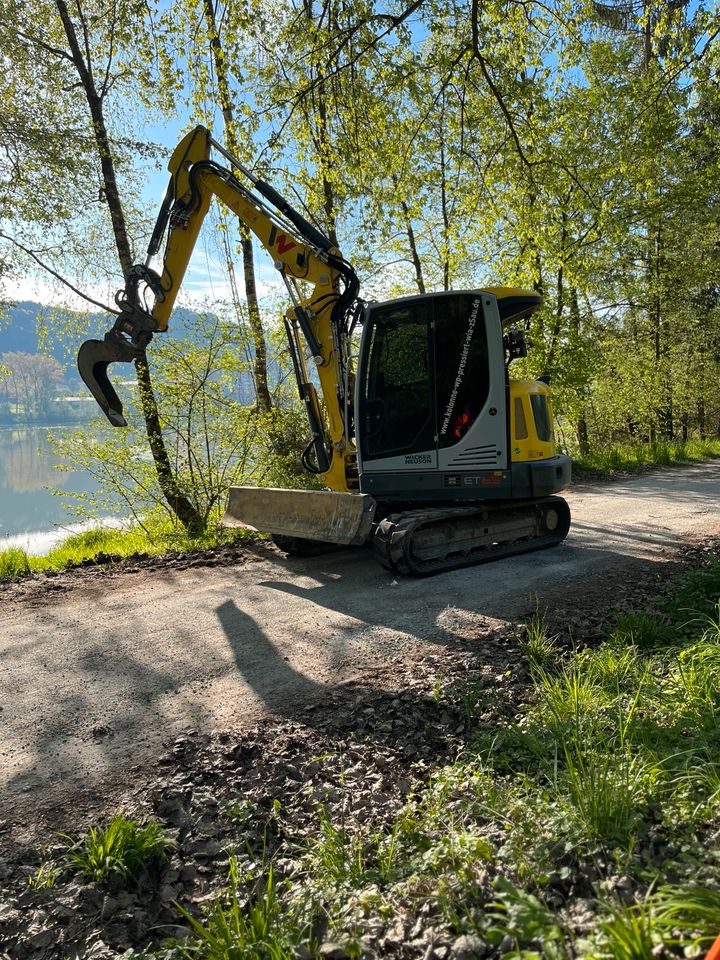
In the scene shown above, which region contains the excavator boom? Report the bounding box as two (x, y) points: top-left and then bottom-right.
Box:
(78, 125), (360, 493)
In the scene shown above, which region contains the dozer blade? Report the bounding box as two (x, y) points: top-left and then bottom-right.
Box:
(77, 334), (138, 427)
(222, 487), (377, 546)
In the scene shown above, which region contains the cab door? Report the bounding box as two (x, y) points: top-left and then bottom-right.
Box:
(357, 297), (437, 473)
(434, 293), (507, 471)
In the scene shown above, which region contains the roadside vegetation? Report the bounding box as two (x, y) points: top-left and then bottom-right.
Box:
(24, 815), (173, 894)
(158, 555), (720, 957)
(0, 515), (253, 580)
(63, 815), (174, 888)
(572, 438), (720, 479)
(148, 556), (720, 958)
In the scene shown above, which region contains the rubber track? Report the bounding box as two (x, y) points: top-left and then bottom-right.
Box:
(373, 497), (571, 576)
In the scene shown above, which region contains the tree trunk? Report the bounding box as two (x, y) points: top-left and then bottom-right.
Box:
(568, 287), (588, 456)
(55, 0), (204, 534)
(203, 0), (272, 414)
(698, 396), (706, 439)
(651, 223), (673, 439)
(439, 108), (451, 291)
(399, 195), (425, 294)
(576, 416), (589, 458)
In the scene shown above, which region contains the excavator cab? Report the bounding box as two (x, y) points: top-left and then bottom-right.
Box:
(354, 289), (566, 504)
(357, 292), (505, 483)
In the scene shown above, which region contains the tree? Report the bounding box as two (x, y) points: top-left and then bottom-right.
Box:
(1, 352), (63, 418)
(1, 0), (209, 533)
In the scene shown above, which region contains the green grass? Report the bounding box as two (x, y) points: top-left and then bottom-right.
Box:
(0, 517), (252, 581)
(518, 614), (561, 671)
(27, 861), (59, 889)
(63, 814), (174, 887)
(0, 545), (32, 579)
(572, 437), (720, 477)
(175, 858), (315, 960)
(599, 895), (658, 960)
(100, 554), (720, 958)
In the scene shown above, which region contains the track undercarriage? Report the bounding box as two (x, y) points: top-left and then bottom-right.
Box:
(372, 496), (571, 576)
(272, 496), (571, 577)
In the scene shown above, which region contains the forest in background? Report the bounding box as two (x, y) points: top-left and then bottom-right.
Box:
(1, 0), (719, 531)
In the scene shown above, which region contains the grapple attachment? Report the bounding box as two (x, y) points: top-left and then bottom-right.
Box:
(222, 487), (376, 546)
(77, 332), (141, 427)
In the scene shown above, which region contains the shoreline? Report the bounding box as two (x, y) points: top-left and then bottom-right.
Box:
(0, 518), (124, 557)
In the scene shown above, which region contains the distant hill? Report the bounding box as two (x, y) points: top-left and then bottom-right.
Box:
(0, 301), (267, 406)
(0, 301), (211, 379)
(0, 301), (83, 363)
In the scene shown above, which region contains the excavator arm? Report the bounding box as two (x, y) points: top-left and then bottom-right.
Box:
(78, 125), (361, 493)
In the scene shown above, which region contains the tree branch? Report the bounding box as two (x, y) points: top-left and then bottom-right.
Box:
(0, 232), (120, 314)
(470, 0), (536, 176)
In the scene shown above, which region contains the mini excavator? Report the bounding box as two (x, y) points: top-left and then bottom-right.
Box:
(78, 126), (571, 576)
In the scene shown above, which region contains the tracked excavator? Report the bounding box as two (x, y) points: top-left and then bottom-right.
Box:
(78, 125), (571, 576)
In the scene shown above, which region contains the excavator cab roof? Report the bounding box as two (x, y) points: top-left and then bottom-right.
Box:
(363, 288), (542, 327)
(482, 287), (542, 325)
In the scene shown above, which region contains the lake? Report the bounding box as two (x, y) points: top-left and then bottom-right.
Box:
(0, 425), (105, 554)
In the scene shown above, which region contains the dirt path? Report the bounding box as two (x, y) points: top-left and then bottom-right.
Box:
(2, 461), (720, 824)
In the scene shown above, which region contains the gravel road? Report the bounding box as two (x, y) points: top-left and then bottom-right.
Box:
(2, 461), (720, 821)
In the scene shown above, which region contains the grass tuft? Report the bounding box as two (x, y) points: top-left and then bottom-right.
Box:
(27, 861), (59, 889)
(175, 858), (314, 959)
(63, 814), (173, 887)
(599, 896), (658, 960)
(611, 610), (674, 649)
(560, 746), (647, 845)
(654, 885), (720, 948)
(518, 615), (560, 671)
(0, 545), (31, 579)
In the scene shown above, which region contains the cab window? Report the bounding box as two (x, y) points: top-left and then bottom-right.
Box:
(361, 302), (434, 458)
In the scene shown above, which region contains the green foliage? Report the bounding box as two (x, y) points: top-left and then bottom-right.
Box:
(63, 815), (173, 887)
(573, 440), (720, 477)
(255, 405), (324, 492)
(175, 859), (313, 959)
(518, 615), (561, 672)
(596, 885), (720, 958)
(653, 885), (720, 947)
(0, 514), (258, 581)
(0, 546), (31, 579)
(485, 877), (570, 959)
(560, 746), (647, 845)
(610, 611), (674, 650)
(599, 897), (658, 960)
(27, 861), (59, 890)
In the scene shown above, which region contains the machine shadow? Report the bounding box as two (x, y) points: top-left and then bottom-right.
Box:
(250, 541), (675, 636)
(216, 599), (324, 705)
(213, 598), (481, 765)
(214, 541), (682, 754)
(3, 600), (219, 815)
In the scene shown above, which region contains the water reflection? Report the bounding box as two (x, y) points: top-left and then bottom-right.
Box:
(0, 427), (61, 493)
(0, 426), (100, 546)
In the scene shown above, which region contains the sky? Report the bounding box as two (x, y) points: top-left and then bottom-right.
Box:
(7, 104), (283, 314)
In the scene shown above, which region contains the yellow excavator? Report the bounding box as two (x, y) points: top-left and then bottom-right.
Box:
(78, 125), (571, 576)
